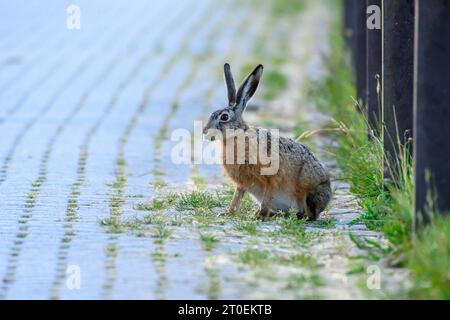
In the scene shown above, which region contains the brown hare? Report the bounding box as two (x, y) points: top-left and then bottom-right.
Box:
(203, 63), (332, 221)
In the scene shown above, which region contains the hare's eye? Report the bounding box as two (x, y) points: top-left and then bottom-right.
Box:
(220, 113), (229, 122)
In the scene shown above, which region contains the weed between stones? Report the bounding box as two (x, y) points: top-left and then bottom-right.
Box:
(200, 233), (219, 251)
(313, 216), (336, 229)
(235, 247), (325, 295)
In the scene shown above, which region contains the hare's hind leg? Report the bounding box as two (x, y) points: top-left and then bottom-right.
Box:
(256, 188), (273, 221)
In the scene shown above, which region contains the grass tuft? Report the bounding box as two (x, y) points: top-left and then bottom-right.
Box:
(273, 214), (317, 245)
(200, 233), (219, 251)
(238, 249), (270, 267)
(408, 216), (450, 299)
(233, 218), (260, 236)
(175, 190), (226, 211)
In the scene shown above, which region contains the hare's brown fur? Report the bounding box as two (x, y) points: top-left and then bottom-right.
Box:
(203, 64), (332, 220)
(221, 128), (330, 220)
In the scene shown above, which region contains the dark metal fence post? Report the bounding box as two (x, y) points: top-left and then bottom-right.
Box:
(344, 0), (367, 106)
(343, 0), (354, 46)
(366, 0), (382, 133)
(354, 1), (368, 107)
(382, 0), (415, 181)
(414, 0), (450, 225)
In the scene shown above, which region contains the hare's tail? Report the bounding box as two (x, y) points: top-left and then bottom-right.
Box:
(306, 181), (332, 220)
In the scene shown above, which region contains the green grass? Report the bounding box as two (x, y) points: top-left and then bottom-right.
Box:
(270, 0), (307, 18)
(263, 69), (288, 101)
(191, 175), (206, 189)
(346, 262), (366, 275)
(105, 244), (117, 256)
(116, 158), (126, 167)
(237, 248), (324, 292)
(111, 175), (127, 189)
(238, 249), (320, 270)
(272, 214), (317, 245)
(150, 251), (180, 263)
(152, 180), (168, 190)
(100, 215), (148, 234)
(136, 198), (167, 211)
(151, 187), (255, 216)
(135, 193), (179, 212)
(150, 251), (167, 263)
(154, 223), (172, 241)
(314, 217), (336, 229)
(233, 218), (260, 236)
(238, 249), (270, 267)
(99, 217), (124, 234)
(141, 213), (165, 225)
(101, 188), (239, 233)
(285, 273), (325, 289)
(408, 216), (450, 299)
(276, 253), (319, 268)
(200, 233), (219, 251)
(175, 190), (227, 211)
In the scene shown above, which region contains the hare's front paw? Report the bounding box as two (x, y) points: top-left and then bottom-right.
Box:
(220, 208), (236, 217)
(256, 208), (270, 221)
(296, 207), (305, 220)
(296, 209), (317, 221)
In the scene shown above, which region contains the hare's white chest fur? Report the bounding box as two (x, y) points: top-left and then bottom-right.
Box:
(248, 185), (301, 212)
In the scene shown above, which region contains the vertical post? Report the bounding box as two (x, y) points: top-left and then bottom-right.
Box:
(343, 0), (367, 107)
(366, 0), (382, 133)
(344, 0), (357, 65)
(354, 1), (368, 107)
(414, 0), (450, 225)
(382, 0), (415, 181)
(343, 0), (354, 45)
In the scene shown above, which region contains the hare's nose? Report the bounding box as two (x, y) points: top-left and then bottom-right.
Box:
(202, 127), (208, 135)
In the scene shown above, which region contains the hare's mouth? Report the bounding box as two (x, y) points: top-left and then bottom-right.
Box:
(203, 130), (217, 142)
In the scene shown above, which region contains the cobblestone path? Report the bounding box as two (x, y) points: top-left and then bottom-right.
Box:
(0, 0), (406, 299)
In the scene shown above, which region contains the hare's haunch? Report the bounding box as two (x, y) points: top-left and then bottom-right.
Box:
(203, 63), (332, 221)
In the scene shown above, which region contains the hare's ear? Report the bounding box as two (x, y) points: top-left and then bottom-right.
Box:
(235, 64), (263, 115)
(224, 63), (236, 107)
